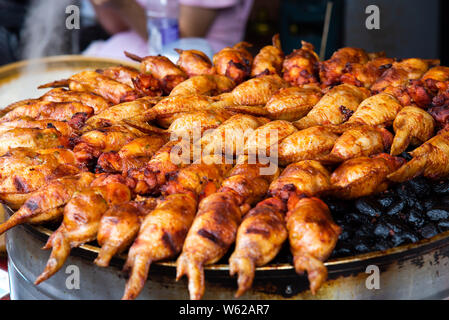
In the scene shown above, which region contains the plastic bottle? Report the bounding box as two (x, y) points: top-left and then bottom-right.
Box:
(146, 0), (180, 55)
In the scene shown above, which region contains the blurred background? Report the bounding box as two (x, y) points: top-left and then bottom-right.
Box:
(0, 0), (447, 66)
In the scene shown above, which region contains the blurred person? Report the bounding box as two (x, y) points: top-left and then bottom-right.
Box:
(84, 0), (254, 59)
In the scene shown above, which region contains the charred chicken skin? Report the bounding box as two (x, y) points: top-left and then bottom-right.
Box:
(251, 34), (284, 78)
(96, 134), (168, 174)
(0, 172), (95, 233)
(0, 148), (82, 208)
(125, 51), (187, 94)
(340, 57), (395, 88)
(213, 42), (253, 84)
(319, 47), (369, 86)
(282, 41), (319, 86)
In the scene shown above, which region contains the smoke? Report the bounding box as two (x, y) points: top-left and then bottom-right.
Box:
(21, 0), (76, 59)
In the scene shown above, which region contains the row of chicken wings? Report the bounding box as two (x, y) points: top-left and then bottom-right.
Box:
(0, 34), (448, 300)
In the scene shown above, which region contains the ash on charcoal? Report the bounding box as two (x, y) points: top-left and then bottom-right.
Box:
(420, 223), (439, 239)
(408, 208), (425, 228)
(355, 198), (382, 217)
(386, 200), (405, 216)
(426, 208), (449, 221)
(377, 194), (395, 208)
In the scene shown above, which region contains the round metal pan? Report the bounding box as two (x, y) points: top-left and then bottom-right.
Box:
(2, 56), (449, 299)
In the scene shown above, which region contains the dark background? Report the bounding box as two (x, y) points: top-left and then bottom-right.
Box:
(0, 0), (447, 66)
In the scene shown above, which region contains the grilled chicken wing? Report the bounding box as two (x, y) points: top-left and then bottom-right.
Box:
(229, 197), (287, 297)
(244, 120), (297, 157)
(175, 48), (215, 77)
(96, 65), (140, 88)
(329, 125), (393, 160)
(35, 175), (132, 284)
(346, 93), (403, 126)
(161, 157), (232, 198)
(390, 106), (435, 155)
(176, 192), (241, 300)
(167, 109), (232, 138)
(74, 124), (145, 163)
(129, 139), (189, 195)
(213, 42), (253, 84)
(0, 99), (38, 118)
(125, 52), (187, 94)
(0, 148), (81, 206)
(372, 58), (439, 93)
(319, 47), (369, 86)
(0, 172), (95, 233)
(97, 134), (168, 173)
(39, 70), (141, 104)
(0, 100), (93, 124)
(83, 96), (161, 131)
(251, 34), (284, 78)
(122, 193), (197, 300)
(405, 66), (449, 108)
(136, 95), (215, 128)
(220, 156), (280, 211)
(41, 87), (111, 114)
(331, 153), (404, 198)
(265, 85), (322, 121)
(269, 160), (332, 200)
(0, 118), (77, 137)
(294, 84), (370, 129)
(0, 128), (69, 156)
(282, 41), (319, 86)
(169, 75), (235, 96)
(95, 197), (158, 267)
(96, 66), (162, 97)
(340, 57), (395, 88)
(216, 74), (288, 108)
(388, 129), (449, 181)
(278, 126), (339, 165)
(286, 196), (340, 294)
(200, 114), (269, 157)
